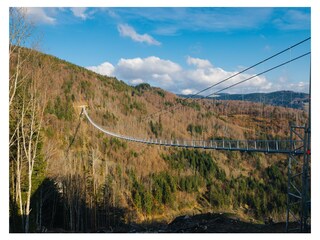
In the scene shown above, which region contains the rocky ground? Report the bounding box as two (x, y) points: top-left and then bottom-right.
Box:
(93, 212), (305, 233)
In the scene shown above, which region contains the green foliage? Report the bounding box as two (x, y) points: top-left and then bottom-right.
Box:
(102, 110), (118, 125)
(206, 162), (288, 218)
(149, 120), (163, 138)
(79, 80), (94, 100)
(151, 172), (176, 206)
(133, 189), (142, 210)
(134, 83), (151, 93)
(155, 89), (165, 98)
(187, 124), (205, 136)
(120, 93), (147, 115)
(176, 99), (201, 111)
(164, 101), (174, 107)
(131, 100), (147, 113)
(109, 137), (127, 150)
(129, 170), (154, 214)
(44, 126), (54, 138)
(143, 191), (153, 215)
(162, 149), (287, 219)
(179, 175), (201, 193)
(111, 78), (130, 92)
(103, 137), (127, 153)
(31, 134), (47, 197)
(130, 150), (138, 158)
(208, 184), (230, 207)
(162, 149), (223, 183)
(62, 79), (74, 95)
(46, 95), (74, 121)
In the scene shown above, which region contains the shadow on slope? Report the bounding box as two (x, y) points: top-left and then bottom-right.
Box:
(11, 178), (305, 233)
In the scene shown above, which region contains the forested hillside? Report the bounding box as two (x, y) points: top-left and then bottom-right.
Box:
(179, 91), (309, 110)
(9, 47), (308, 233)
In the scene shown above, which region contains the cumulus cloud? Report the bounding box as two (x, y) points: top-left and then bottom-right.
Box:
(117, 24), (161, 46)
(70, 7), (89, 20)
(183, 65), (271, 95)
(187, 56), (212, 68)
(87, 56), (283, 94)
(116, 56), (180, 79)
(87, 62), (115, 76)
(25, 8), (56, 24)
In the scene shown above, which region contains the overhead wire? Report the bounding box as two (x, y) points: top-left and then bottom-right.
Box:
(145, 50), (310, 124)
(141, 37), (310, 121)
(205, 52), (310, 98)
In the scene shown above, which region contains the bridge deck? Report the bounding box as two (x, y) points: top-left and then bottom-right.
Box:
(83, 108), (304, 155)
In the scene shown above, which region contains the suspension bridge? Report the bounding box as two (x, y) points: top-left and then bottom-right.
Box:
(82, 106), (304, 155)
(79, 37), (311, 232)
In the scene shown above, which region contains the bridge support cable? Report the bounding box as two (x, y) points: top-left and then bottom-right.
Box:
(286, 126), (311, 232)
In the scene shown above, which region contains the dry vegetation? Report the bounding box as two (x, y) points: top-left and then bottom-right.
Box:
(9, 10), (308, 232)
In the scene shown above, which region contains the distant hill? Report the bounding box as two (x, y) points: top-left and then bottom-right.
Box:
(178, 91), (309, 110)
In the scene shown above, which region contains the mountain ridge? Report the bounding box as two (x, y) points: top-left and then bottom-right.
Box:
(178, 90), (309, 110)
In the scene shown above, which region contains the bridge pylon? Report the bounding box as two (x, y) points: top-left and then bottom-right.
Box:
(75, 104), (87, 116)
(286, 125), (311, 232)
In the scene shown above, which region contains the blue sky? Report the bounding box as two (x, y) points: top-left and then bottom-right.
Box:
(24, 7), (310, 94)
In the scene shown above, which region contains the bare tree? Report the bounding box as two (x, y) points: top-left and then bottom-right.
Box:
(9, 7), (47, 233)
(21, 74), (45, 232)
(9, 8), (33, 107)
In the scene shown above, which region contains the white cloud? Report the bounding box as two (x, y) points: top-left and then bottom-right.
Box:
(181, 89), (196, 95)
(187, 56), (212, 68)
(273, 9), (310, 30)
(87, 56), (285, 95)
(116, 56), (180, 80)
(272, 81), (308, 93)
(183, 65), (270, 95)
(130, 79), (144, 85)
(70, 7), (89, 20)
(23, 7), (95, 25)
(117, 24), (161, 46)
(152, 74), (172, 83)
(25, 8), (56, 25)
(86, 62), (115, 76)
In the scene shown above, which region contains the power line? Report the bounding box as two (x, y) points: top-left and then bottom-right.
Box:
(142, 37), (310, 121)
(186, 37), (310, 98)
(206, 52), (311, 97)
(154, 51), (310, 119)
